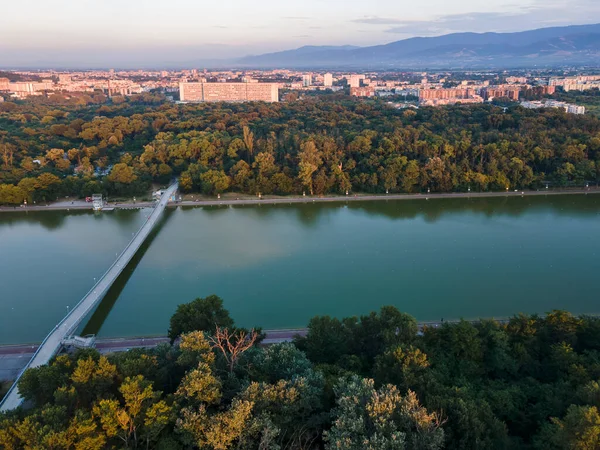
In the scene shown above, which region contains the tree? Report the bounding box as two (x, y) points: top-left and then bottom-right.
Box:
(34, 173), (61, 200)
(249, 342), (313, 383)
(17, 355), (72, 406)
(230, 160), (252, 192)
(17, 177), (37, 201)
(200, 170), (230, 195)
(227, 138), (245, 159)
(0, 184), (25, 205)
(177, 399), (253, 450)
(325, 376), (444, 450)
(71, 355), (118, 406)
(421, 157), (451, 192)
(298, 140), (322, 195)
(238, 375), (326, 449)
(179, 171), (193, 191)
(209, 327), (259, 373)
(93, 375), (169, 449)
(535, 405), (600, 450)
(107, 163), (137, 184)
(373, 345), (430, 390)
(295, 316), (351, 365)
(168, 295), (234, 342)
(0, 142), (15, 169)
(243, 126), (255, 160)
(176, 361), (222, 405)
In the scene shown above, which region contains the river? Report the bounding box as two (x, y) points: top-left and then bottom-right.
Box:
(1, 195), (600, 344)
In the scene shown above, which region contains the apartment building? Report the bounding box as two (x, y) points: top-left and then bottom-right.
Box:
(179, 82), (279, 102)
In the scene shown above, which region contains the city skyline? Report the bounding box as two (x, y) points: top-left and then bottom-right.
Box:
(1, 0), (599, 68)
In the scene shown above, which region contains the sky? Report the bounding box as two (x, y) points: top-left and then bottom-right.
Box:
(0, 0), (599, 68)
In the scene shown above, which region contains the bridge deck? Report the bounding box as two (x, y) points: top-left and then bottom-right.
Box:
(0, 183), (178, 412)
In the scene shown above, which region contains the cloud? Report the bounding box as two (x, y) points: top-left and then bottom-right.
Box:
(282, 16), (310, 20)
(212, 26), (228, 29)
(384, 12), (521, 35)
(309, 26), (322, 29)
(382, 5), (600, 36)
(352, 16), (404, 25)
(293, 35), (311, 38)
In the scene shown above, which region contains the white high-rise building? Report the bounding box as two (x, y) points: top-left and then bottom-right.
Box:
(302, 74), (312, 87)
(348, 74), (363, 88)
(324, 73), (333, 87)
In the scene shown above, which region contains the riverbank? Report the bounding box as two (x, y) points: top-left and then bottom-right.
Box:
(1, 187), (599, 213)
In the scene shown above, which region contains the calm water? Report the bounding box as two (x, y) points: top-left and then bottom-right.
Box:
(1, 195), (600, 344)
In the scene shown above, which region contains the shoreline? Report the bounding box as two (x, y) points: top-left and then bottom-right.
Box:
(0, 314), (567, 351)
(3, 314), (599, 381)
(1, 187), (600, 213)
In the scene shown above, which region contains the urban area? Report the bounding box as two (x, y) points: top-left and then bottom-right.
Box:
(1, 69), (595, 114)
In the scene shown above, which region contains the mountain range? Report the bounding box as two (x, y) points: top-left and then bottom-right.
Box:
(234, 23), (600, 69)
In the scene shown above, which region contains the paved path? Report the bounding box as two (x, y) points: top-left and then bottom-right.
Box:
(1, 188), (599, 213)
(0, 319), (509, 383)
(0, 331), (307, 382)
(0, 183), (178, 412)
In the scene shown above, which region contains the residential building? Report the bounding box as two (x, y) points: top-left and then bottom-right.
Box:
(302, 74), (312, 87)
(324, 73), (333, 87)
(521, 100), (585, 114)
(348, 74), (363, 88)
(350, 86), (375, 97)
(419, 88), (474, 101)
(179, 82), (279, 102)
(482, 86), (521, 101)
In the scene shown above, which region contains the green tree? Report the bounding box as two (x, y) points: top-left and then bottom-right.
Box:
(535, 405), (600, 450)
(200, 170), (230, 195)
(177, 399), (253, 450)
(298, 140), (322, 195)
(325, 376), (444, 450)
(168, 295), (234, 342)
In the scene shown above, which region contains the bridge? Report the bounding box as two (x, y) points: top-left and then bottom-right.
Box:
(0, 183), (178, 412)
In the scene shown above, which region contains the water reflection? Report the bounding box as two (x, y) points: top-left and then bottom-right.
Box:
(81, 212), (171, 336)
(0, 208), (149, 232)
(176, 195), (600, 226)
(3, 194), (600, 342)
(343, 195), (600, 222)
(0, 209), (89, 231)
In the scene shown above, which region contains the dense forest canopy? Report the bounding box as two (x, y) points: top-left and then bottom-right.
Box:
(1, 95), (600, 204)
(2, 297), (600, 449)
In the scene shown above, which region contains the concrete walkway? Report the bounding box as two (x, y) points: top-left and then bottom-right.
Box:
(0, 183), (178, 412)
(1, 187), (599, 213)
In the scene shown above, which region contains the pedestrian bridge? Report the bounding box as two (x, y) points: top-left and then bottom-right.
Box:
(0, 183), (178, 412)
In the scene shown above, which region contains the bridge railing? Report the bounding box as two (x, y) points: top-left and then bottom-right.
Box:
(58, 184), (175, 336)
(0, 183), (177, 410)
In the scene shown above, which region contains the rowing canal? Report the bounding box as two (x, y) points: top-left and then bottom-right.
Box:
(1, 195), (600, 344)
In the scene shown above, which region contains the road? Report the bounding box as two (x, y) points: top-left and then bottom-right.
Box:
(0, 183), (178, 412)
(1, 188), (599, 213)
(0, 331), (307, 382)
(1, 318), (513, 383)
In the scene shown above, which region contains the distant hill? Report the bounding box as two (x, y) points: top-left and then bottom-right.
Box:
(235, 24), (600, 69)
